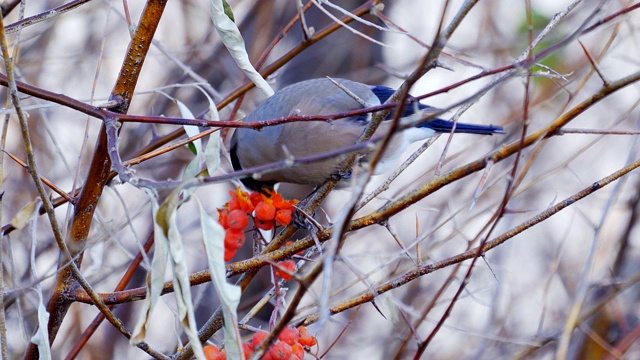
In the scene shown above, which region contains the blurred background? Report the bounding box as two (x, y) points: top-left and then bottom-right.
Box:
(2, 0), (640, 359)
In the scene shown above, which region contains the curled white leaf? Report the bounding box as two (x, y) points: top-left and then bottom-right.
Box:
(197, 199), (243, 358)
(209, 0), (274, 97)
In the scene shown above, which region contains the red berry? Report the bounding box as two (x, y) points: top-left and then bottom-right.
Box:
(291, 343), (304, 360)
(203, 345), (226, 360)
(255, 201), (276, 221)
(242, 341), (254, 359)
(271, 192), (287, 209)
(249, 191), (264, 207)
(297, 326), (316, 347)
(224, 248), (237, 262)
(251, 330), (269, 349)
(278, 326), (300, 346)
(275, 209), (293, 226)
(266, 341), (292, 360)
(227, 209), (249, 230)
(227, 190), (240, 211)
(218, 209), (229, 229)
(224, 229), (246, 250)
(275, 260), (296, 281)
(255, 218), (275, 231)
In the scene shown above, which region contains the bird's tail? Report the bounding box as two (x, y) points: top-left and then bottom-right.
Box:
(420, 119), (504, 135)
(369, 85), (504, 135)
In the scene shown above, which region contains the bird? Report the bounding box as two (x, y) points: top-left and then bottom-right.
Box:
(230, 78), (503, 192)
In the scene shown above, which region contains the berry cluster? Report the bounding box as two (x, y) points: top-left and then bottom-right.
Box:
(202, 326), (317, 360)
(218, 187), (298, 261)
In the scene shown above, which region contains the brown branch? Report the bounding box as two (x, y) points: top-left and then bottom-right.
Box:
(73, 70), (640, 309)
(299, 157), (640, 326)
(0, 0), (634, 217)
(65, 231), (156, 360)
(2, 151), (74, 203)
(39, 66), (640, 316)
(0, 0), (20, 17)
(67, 68), (640, 360)
(350, 69), (640, 231)
(24, 1), (170, 358)
(215, 0), (384, 110)
(5, 0), (93, 34)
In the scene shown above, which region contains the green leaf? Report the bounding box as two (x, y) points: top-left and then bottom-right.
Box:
(187, 142), (197, 155)
(222, 0), (235, 22)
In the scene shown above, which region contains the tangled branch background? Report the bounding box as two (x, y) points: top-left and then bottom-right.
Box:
(1, 0), (640, 359)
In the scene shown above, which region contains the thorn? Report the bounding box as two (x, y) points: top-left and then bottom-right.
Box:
(578, 39), (609, 86)
(370, 300), (387, 319)
(434, 60), (454, 72)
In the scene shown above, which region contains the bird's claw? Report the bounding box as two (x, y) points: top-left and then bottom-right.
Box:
(332, 169), (352, 181)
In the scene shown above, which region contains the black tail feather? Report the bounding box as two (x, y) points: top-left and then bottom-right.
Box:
(420, 119), (504, 135)
(369, 85), (503, 135)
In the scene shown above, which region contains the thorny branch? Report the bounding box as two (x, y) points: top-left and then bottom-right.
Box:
(1, 1), (640, 359)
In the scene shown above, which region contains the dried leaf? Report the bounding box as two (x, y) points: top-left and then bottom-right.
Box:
(30, 290), (52, 360)
(10, 199), (40, 230)
(198, 200), (243, 358)
(209, 0), (274, 97)
(130, 190), (170, 344)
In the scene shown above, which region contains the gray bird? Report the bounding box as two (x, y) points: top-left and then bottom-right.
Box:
(231, 78), (502, 192)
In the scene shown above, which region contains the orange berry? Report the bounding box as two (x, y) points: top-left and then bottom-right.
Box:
(278, 326), (300, 346)
(275, 209), (293, 226)
(224, 248), (237, 262)
(217, 209), (229, 229)
(249, 191), (264, 207)
(227, 190), (240, 211)
(251, 330), (269, 349)
(224, 229), (246, 250)
(255, 218), (275, 231)
(204, 345), (225, 360)
(255, 201), (276, 221)
(242, 341), (254, 360)
(227, 209), (249, 230)
(275, 260), (296, 281)
(275, 192), (299, 211)
(291, 343), (304, 360)
(271, 192), (286, 208)
(266, 341), (292, 360)
(297, 326), (316, 347)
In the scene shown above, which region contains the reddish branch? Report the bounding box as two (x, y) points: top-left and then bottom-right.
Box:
(0, 1), (637, 359)
(68, 68), (640, 314)
(24, 0), (169, 359)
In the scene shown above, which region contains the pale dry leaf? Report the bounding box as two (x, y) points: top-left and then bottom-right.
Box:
(130, 190), (170, 344)
(209, 0), (274, 97)
(10, 198), (40, 230)
(198, 199), (243, 358)
(30, 290), (52, 360)
(159, 187), (207, 360)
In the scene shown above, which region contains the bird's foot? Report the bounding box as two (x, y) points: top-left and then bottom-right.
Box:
(332, 169), (352, 181)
